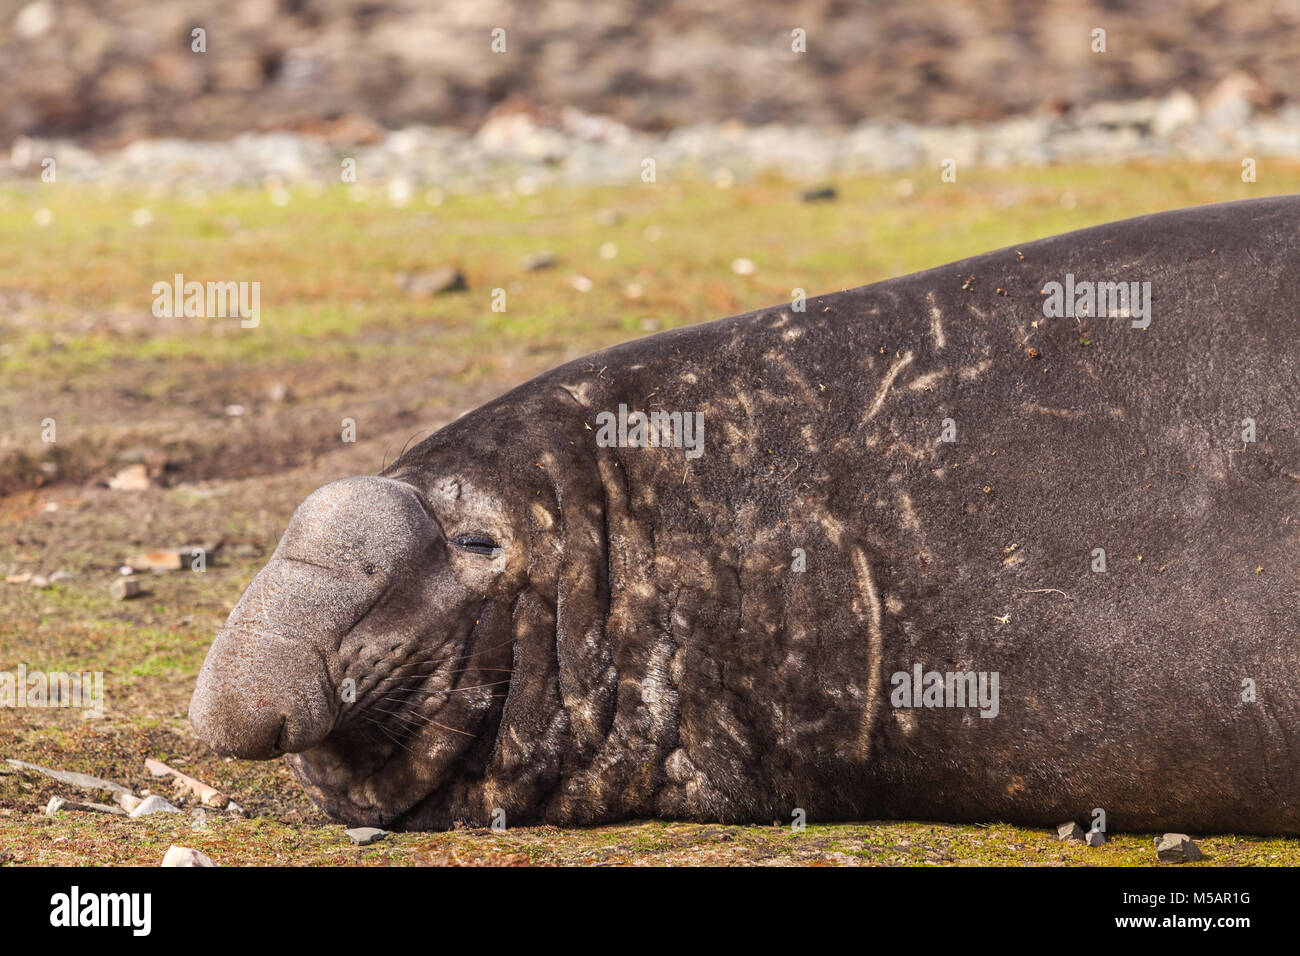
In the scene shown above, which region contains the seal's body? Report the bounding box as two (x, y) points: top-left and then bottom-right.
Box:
(192, 196), (1300, 833)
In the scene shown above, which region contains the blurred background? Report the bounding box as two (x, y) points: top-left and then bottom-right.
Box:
(4, 0), (1300, 865)
(5, 0), (1300, 185)
(4, 0), (1300, 142)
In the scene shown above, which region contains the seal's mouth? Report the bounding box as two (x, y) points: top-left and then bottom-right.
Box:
(269, 716), (299, 758)
(190, 697), (333, 761)
(281, 616), (512, 830)
(260, 715), (334, 759)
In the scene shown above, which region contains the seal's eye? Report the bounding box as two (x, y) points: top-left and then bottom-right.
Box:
(451, 533), (501, 557)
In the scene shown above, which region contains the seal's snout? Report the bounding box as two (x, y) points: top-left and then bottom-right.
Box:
(189, 476), (434, 762)
(189, 688), (288, 760)
(188, 628), (336, 759)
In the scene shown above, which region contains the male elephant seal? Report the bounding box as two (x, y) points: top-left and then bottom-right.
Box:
(191, 195), (1300, 833)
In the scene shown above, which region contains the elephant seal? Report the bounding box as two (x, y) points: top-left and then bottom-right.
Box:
(191, 195), (1300, 834)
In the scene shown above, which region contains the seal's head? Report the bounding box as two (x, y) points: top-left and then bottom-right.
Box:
(189, 472), (530, 827)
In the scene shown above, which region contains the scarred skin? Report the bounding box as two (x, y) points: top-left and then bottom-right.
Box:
(191, 195), (1300, 833)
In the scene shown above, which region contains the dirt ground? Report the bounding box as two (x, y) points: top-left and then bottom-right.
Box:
(3, 165), (1299, 865)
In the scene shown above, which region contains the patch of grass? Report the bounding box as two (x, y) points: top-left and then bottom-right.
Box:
(3, 163), (1295, 383)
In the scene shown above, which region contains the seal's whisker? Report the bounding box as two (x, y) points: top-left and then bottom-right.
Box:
(374, 698), (478, 737)
(378, 708), (450, 735)
(353, 724), (389, 751)
(369, 705), (474, 745)
(385, 635), (519, 672)
(385, 679), (514, 698)
(372, 705), (430, 734)
(361, 713), (418, 753)
(426, 719), (477, 738)
(404, 708), (496, 732)
(370, 667), (514, 689)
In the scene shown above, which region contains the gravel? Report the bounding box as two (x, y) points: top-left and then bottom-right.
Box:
(6, 85), (1298, 194)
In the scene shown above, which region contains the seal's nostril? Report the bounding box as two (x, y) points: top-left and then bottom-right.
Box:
(273, 716), (290, 754)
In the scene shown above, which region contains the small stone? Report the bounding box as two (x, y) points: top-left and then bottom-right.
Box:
(70, 801), (126, 815)
(345, 827), (389, 846)
(127, 548), (213, 572)
(269, 382), (291, 402)
(108, 464), (151, 491)
(145, 757), (228, 808)
(1152, 89), (1199, 137)
(161, 845), (217, 867)
(45, 796), (124, 816)
(110, 578), (142, 601)
(127, 549), (182, 571)
(116, 446), (169, 470)
(224, 404), (246, 417)
(397, 267), (467, 297)
(6, 759), (131, 795)
(570, 275), (593, 293)
(129, 795), (182, 818)
(731, 258), (757, 276)
(387, 178), (413, 206)
(1203, 72), (1261, 128)
(116, 792), (143, 812)
(14, 2), (54, 39)
(1055, 821), (1086, 842)
(87, 802), (123, 814)
(1155, 833), (1202, 863)
(521, 252), (557, 271)
(800, 185), (838, 202)
(1085, 828), (1106, 846)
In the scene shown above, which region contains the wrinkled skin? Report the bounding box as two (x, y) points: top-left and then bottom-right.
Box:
(193, 196), (1300, 833)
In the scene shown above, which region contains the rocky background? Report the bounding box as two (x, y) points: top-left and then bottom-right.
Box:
(2, 0), (1299, 147)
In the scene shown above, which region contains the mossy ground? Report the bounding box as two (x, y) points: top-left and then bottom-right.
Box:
(3, 162), (1299, 865)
